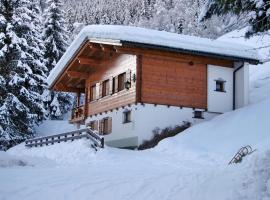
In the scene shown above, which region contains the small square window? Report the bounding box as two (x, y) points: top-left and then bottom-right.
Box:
(88, 120), (98, 130)
(193, 111), (204, 119)
(123, 110), (131, 123)
(215, 80), (226, 92)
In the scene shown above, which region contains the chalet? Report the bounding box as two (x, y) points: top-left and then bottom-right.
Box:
(47, 25), (260, 148)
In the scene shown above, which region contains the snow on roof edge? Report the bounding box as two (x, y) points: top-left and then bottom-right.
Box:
(47, 25), (261, 88)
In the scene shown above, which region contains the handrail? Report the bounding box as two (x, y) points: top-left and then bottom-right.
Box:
(228, 145), (256, 165)
(25, 128), (104, 149)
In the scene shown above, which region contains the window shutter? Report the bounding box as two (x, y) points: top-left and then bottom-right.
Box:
(108, 117), (112, 134)
(96, 83), (100, 100)
(126, 69), (131, 83)
(99, 119), (104, 135)
(109, 76), (113, 95)
(114, 76), (118, 93)
(99, 82), (103, 98)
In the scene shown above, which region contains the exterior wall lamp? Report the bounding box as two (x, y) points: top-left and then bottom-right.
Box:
(125, 81), (131, 89)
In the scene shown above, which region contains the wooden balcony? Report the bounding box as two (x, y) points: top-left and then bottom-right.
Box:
(70, 105), (85, 123)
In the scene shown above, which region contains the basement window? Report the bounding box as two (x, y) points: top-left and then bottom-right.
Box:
(215, 79), (226, 92)
(123, 110), (131, 124)
(193, 110), (204, 119)
(88, 120), (98, 131)
(99, 117), (112, 135)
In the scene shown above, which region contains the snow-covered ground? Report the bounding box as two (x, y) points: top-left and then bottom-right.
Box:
(34, 112), (77, 137)
(1, 29), (270, 200)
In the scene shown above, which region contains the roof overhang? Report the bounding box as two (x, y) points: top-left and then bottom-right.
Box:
(121, 41), (261, 65)
(47, 25), (262, 90)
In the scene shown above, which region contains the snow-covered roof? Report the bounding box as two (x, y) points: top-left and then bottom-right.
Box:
(47, 25), (261, 88)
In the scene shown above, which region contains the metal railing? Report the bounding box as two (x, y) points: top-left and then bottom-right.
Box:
(228, 145), (256, 165)
(25, 128), (104, 149)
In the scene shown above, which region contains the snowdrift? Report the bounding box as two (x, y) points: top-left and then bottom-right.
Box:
(0, 152), (29, 168)
(8, 139), (97, 165)
(156, 97), (270, 159)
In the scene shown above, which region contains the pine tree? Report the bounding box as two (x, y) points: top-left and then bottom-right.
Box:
(43, 0), (68, 72)
(26, 0), (48, 122)
(200, 0), (270, 37)
(0, 0), (46, 145)
(42, 0), (73, 119)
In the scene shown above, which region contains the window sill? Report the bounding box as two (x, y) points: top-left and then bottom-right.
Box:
(192, 117), (204, 119)
(214, 90), (226, 93)
(123, 121), (132, 124)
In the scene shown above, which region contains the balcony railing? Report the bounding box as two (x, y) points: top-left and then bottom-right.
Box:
(70, 105), (85, 123)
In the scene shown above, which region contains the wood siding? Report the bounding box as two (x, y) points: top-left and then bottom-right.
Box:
(87, 54), (136, 116)
(141, 55), (208, 109)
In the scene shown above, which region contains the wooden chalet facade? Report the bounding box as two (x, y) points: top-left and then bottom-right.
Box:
(48, 25), (260, 148)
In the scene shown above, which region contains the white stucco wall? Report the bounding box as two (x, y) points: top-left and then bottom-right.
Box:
(133, 104), (218, 144)
(85, 105), (138, 148)
(207, 65), (234, 113)
(85, 104), (219, 148)
(234, 62), (249, 109)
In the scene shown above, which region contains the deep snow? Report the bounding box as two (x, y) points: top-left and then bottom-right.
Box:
(1, 28), (270, 200)
(1, 98), (270, 199)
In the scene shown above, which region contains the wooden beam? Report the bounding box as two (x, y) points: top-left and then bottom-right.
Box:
(100, 44), (114, 52)
(77, 57), (101, 65)
(88, 43), (102, 51)
(54, 83), (84, 93)
(114, 46), (233, 68)
(67, 71), (89, 79)
(73, 78), (85, 88)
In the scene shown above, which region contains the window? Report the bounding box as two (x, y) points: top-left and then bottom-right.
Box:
(90, 85), (96, 101)
(215, 79), (226, 92)
(99, 117), (112, 135)
(102, 79), (110, 97)
(193, 110), (204, 119)
(123, 110), (131, 123)
(118, 73), (126, 91)
(88, 120), (98, 131)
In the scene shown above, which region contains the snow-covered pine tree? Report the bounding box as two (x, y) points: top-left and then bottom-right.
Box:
(42, 0), (73, 119)
(25, 0), (48, 122)
(200, 0), (270, 37)
(0, 0), (46, 146)
(43, 0), (68, 72)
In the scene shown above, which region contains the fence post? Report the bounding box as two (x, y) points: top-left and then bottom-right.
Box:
(101, 137), (104, 148)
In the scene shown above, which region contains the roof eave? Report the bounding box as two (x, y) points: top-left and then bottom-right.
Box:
(121, 41), (261, 65)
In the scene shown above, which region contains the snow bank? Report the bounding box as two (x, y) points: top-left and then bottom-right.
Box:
(156, 97), (270, 159)
(8, 139), (97, 165)
(47, 25), (260, 87)
(0, 151), (29, 168)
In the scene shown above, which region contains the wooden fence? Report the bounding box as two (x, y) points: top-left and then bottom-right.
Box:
(25, 128), (104, 149)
